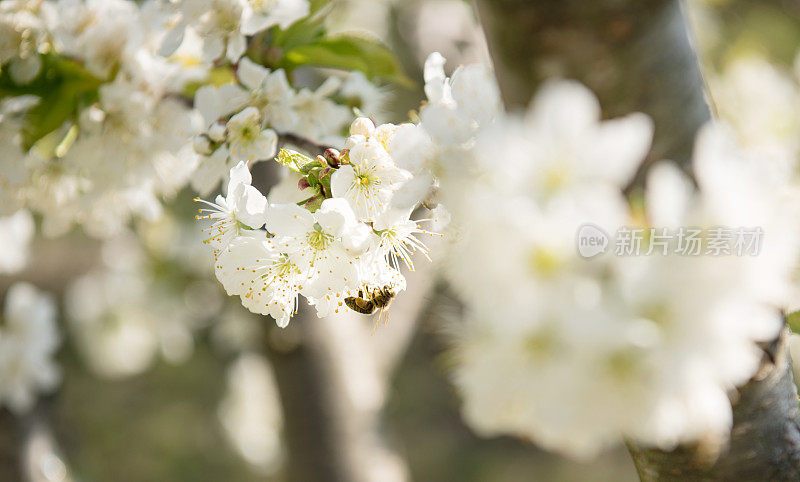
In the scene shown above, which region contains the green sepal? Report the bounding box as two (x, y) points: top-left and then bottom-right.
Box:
(303, 195), (324, 213)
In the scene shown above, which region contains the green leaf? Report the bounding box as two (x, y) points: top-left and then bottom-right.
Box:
(282, 34), (414, 87)
(277, 148), (315, 173)
(304, 195), (324, 213)
(788, 310), (800, 334)
(23, 79), (98, 149)
(0, 54), (103, 149)
(309, 0), (332, 14)
(271, 16), (326, 52)
(306, 168), (320, 187)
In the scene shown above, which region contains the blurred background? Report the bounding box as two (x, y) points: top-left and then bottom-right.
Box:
(5, 0), (800, 480)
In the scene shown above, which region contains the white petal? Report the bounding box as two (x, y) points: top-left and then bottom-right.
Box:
(390, 174), (433, 209)
(226, 33), (247, 62)
(316, 198), (356, 236)
(645, 162), (692, 228)
(159, 22), (186, 57)
(529, 80), (600, 142)
(227, 161), (252, 194)
(234, 185), (268, 229)
(589, 113), (653, 187)
(237, 57), (269, 90)
(330, 165), (356, 200)
(266, 203), (314, 237)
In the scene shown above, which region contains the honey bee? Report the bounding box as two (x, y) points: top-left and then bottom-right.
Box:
(345, 286), (396, 332)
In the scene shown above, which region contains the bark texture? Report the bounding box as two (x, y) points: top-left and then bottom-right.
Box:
(475, 0), (800, 479)
(629, 331), (800, 481)
(475, 0), (709, 165)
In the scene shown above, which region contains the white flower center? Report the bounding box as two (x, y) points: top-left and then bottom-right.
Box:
(307, 224), (333, 251)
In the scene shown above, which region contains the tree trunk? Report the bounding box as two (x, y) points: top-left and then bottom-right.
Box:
(262, 295), (429, 482)
(474, 0), (800, 479)
(474, 0), (709, 164)
(0, 410), (24, 481)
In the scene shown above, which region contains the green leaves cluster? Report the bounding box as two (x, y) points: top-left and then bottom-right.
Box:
(0, 54), (103, 149)
(269, 16), (413, 87)
(277, 148), (339, 212)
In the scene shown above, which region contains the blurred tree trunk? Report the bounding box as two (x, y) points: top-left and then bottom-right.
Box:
(256, 157), (438, 482)
(475, 0), (709, 166)
(0, 411), (24, 480)
(474, 0), (800, 480)
(263, 284), (432, 482)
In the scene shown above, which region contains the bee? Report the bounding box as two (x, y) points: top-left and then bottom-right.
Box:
(345, 286), (396, 332)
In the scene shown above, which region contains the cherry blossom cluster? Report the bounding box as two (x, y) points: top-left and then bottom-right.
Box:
(160, 0), (311, 64)
(188, 56), (385, 195)
(197, 117), (442, 327)
(0, 0), (206, 237)
(0, 0), (387, 238)
(416, 54), (800, 458)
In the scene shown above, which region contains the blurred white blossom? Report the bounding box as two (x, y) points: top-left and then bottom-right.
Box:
(0, 283), (60, 414)
(408, 54), (800, 458)
(65, 230), (214, 378)
(0, 210), (34, 274)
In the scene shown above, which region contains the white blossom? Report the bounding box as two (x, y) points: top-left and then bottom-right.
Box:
(332, 128), (410, 221)
(226, 107), (278, 163)
(422, 54), (796, 458)
(241, 0), (309, 35)
(266, 198), (370, 299)
(196, 160), (268, 253)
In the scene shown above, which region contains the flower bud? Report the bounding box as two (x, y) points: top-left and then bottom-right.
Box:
(349, 117), (375, 137)
(208, 122), (227, 142)
(323, 148), (340, 168)
(192, 135), (213, 155)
